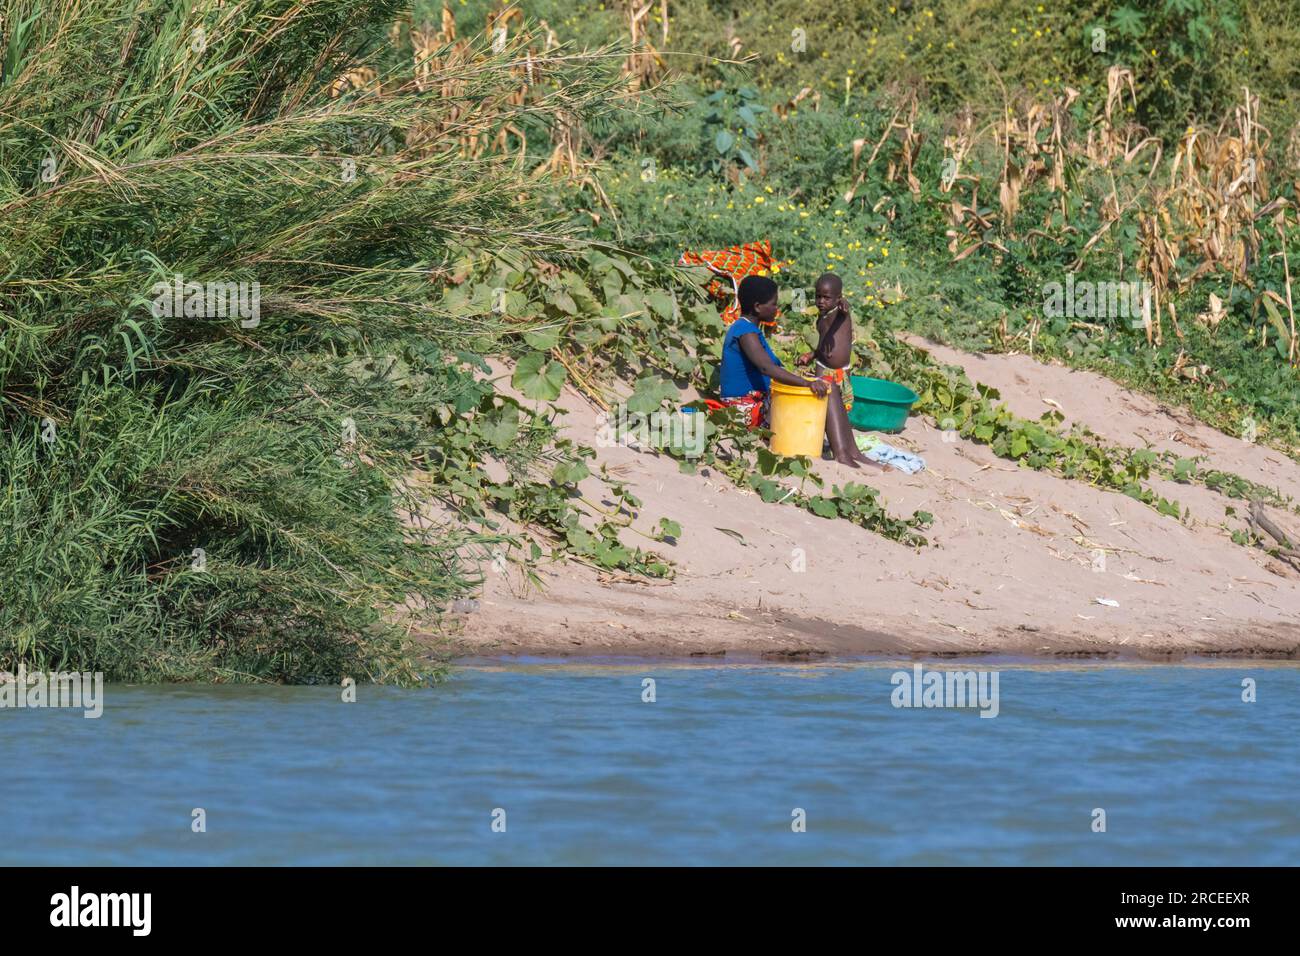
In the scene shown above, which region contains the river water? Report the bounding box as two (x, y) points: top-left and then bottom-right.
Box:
(3, 659), (1295, 865)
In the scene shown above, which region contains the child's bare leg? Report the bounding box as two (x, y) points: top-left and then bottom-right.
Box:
(826, 386), (889, 471)
(825, 384), (861, 468)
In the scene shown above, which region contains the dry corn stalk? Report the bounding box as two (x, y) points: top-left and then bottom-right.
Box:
(1197, 291), (1227, 333)
(1168, 349), (1213, 383)
(1166, 88), (1268, 281)
(883, 91), (922, 197)
(773, 86), (820, 120)
(1136, 208), (1179, 344)
(622, 1), (666, 91)
(329, 66), (379, 97)
(940, 110), (974, 195)
(1087, 66), (1139, 167)
(1263, 207), (1298, 364)
(993, 87), (1084, 233)
(399, 5), (535, 162)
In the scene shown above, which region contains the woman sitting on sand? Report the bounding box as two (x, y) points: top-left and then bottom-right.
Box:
(718, 275), (875, 468)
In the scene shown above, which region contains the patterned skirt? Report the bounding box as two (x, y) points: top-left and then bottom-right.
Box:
(704, 390), (769, 429)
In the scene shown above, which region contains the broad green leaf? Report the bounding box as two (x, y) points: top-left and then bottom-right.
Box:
(626, 374), (679, 414)
(608, 255), (639, 279)
(565, 523), (596, 553)
(561, 270), (597, 307)
(523, 326), (561, 350)
(656, 518), (682, 540)
(512, 351), (566, 401)
(547, 286), (578, 315)
(600, 270), (624, 305)
(647, 290), (676, 320)
(808, 497), (839, 518)
(498, 289), (531, 317)
(615, 293), (645, 317)
(479, 406), (520, 448)
(552, 460), (590, 485)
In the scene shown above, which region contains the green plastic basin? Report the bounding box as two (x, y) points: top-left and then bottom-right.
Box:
(847, 375), (919, 433)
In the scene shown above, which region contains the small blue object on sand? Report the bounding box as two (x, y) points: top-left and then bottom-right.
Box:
(854, 433), (927, 474)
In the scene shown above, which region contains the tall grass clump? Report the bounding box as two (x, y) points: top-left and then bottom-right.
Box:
(0, 0), (626, 681)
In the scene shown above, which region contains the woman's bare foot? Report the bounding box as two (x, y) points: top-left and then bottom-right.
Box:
(833, 453), (861, 469)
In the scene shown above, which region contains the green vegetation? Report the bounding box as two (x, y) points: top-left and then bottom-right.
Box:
(0, 0), (649, 681)
(502, 0), (1300, 143)
(572, 86), (1300, 450)
(5, 0), (1297, 681)
(481, 1), (1298, 462)
(446, 242), (934, 544)
(516, 0), (1300, 547)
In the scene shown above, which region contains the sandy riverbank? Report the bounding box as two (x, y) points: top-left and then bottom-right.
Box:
(436, 338), (1300, 661)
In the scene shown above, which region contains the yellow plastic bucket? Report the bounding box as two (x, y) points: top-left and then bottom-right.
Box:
(769, 380), (828, 457)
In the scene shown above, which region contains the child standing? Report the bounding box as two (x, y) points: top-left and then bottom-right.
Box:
(797, 273), (885, 470)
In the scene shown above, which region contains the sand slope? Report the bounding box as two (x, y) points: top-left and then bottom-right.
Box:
(448, 340), (1300, 660)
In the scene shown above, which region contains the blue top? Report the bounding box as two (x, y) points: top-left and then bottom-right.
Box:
(720, 317), (782, 397)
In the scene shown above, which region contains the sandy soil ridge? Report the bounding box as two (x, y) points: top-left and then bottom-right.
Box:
(446, 341), (1300, 660)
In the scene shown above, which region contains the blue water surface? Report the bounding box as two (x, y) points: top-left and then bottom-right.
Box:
(2, 660), (1296, 865)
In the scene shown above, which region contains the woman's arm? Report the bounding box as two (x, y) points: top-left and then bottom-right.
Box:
(738, 333), (830, 397)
